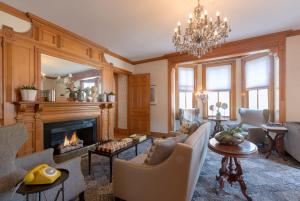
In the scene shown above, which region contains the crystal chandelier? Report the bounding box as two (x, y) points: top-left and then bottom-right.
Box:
(172, 0), (231, 58)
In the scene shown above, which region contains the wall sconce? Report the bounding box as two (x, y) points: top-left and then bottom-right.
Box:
(196, 90), (208, 103)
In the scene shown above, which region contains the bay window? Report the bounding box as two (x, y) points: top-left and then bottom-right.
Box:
(178, 67), (195, 109)
(244, 55), (272, 110)
(203, 62), (235, 118)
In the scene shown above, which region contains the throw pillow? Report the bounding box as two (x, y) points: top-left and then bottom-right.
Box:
(144, 134), (188, 165)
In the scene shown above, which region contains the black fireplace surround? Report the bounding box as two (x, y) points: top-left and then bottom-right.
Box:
(44, 118), (97, 154)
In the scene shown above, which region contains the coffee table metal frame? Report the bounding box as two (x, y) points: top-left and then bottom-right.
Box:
(88, 136), (153, 182)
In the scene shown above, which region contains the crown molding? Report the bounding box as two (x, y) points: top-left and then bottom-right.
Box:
(0, 2), (135, 65)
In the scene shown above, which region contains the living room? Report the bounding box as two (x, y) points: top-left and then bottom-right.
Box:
(0, 0), (299, 201)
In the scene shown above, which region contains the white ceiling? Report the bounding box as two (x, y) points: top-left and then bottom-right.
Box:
(41, 54), (94, 76)
(3, 0), (300, 61)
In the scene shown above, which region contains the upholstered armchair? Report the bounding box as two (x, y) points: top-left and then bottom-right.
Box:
(174, 108), (201, 130)
(0, 123), (86, 201)
(229, 108), (269, 143)
(113, 123), (211, 201)
(284, 122), (300, 162)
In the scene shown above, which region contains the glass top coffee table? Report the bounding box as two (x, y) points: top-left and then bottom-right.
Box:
(88, 136), (153, 182)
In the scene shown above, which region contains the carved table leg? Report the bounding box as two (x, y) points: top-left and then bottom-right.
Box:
(274, 133), (287, 161)
(215, 156), (252, 201)
(234, 157), (252, 201)
(264, 132), (275, 159)
(216, 157), (228, 193)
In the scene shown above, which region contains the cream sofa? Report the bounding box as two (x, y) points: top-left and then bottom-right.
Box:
(113, 122), (211, 201)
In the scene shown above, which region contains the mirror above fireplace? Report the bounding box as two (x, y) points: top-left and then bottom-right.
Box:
(40, 54), (102, 101)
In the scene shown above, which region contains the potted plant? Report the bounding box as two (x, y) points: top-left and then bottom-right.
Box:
(215, 127), (245, 146)
(20, 85), (37, 102)
(107, 91), (116, 102)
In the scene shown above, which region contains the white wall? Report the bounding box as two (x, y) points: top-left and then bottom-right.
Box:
(286, 35), (300, 122)
(134, 60), (169, 133)
(104, 53), (135, 73)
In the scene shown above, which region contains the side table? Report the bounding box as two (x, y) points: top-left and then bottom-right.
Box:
(17, 169), (69, 201)
(208, 138), (258, 201)
(262, 124), (288, 160)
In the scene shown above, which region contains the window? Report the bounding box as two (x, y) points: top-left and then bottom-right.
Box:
(205, 64), (231, 117)
(245, 56), (271, 110)
(178, 67), (194, 109)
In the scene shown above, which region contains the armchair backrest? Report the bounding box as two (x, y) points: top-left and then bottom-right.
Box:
(239, 108), (269, 127)
(178, 108), (201, 123)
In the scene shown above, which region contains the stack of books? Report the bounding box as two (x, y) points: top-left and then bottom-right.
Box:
(130, 134), (147, 142)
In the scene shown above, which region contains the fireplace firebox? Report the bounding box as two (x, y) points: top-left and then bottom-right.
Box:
(44, 118), (97, 155)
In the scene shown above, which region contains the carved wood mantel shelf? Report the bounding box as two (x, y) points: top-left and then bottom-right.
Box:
(14, 101), (115, 156)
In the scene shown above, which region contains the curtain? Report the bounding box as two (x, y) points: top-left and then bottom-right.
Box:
(245, 56), (270, 89)
(206, 64), (231, 91)
(178, 67), (194, 92)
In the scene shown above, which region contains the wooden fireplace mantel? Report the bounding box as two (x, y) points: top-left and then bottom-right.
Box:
(14, 101), (115, 156)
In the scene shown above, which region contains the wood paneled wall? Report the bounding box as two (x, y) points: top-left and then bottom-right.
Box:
(0, 6), (123, 156)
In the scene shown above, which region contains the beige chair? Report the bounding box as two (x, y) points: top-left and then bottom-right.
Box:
(174, 108), (201, 130)
(113, 122), (211, 201)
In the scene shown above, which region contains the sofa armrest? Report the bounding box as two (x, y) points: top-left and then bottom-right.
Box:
(55, 157), (86, 200)
(113, 144), (192, 201)
(15, 148), (56, 170)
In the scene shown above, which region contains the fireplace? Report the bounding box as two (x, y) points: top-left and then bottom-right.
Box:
(44, 118), (97, 155)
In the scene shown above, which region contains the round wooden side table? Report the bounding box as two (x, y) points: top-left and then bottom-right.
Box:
(208, 138), (258, 201)
(17, 169), (69, 201)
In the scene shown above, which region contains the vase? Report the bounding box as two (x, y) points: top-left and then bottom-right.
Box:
(215, 132), (245, 146)
(108, 95), (115, 102)
(69, 91), (77, 101)
(21, 89), (37, 102)
(216, 112), (221, 120)
(77, 91), (85, 102)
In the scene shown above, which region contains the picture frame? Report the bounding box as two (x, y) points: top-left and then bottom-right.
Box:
(150, 85), (157, 105)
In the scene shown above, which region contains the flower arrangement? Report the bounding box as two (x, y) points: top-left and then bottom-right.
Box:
(209, 102), (228, 119)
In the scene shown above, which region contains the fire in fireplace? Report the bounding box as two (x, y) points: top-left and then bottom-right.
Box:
(44, 118), (97, 155)
(58, 132), (84, 154)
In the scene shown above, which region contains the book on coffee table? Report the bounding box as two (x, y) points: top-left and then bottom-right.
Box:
(130, 134), (147, 142)
(262, 123), (288, 131)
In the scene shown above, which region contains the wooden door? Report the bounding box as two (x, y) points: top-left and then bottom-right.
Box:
(128, 74), (150, 135)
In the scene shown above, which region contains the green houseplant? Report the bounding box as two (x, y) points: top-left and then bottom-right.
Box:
(215, 127), (245, 146)
(107, 91), (116, 102)
(20, 85), (37, 102)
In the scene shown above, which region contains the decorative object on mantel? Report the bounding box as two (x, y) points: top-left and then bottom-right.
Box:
(77, 89), (86, 102)
(209, 101), (228, 120)
(99, 93), (108, 102)
(107, 91), (116, 102)
(172, 0), (231, 58)
(90, 86), (98, 103)
(215, 127), (245, 146)
(20, 85), (37, 102)
(66, 80), (77, 101)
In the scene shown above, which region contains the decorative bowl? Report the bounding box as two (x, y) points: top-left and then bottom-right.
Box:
(215, 132), (245, 146)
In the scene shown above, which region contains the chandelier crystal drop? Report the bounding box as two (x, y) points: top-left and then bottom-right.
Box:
(172, 0), (231, 58)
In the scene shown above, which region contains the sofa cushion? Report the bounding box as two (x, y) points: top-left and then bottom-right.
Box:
(144, 134), (188, 165)
(177, 121), (202, 135)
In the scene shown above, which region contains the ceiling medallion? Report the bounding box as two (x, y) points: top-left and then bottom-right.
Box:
(172, 0), (231, 58)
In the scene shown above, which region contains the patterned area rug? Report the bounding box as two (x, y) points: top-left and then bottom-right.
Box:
(81, 141), (300, 201)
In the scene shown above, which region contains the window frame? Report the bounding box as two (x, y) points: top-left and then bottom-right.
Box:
(241, 53), (274, 121)
(202, 60), (236, 120)
(175, 65), (197, 111)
